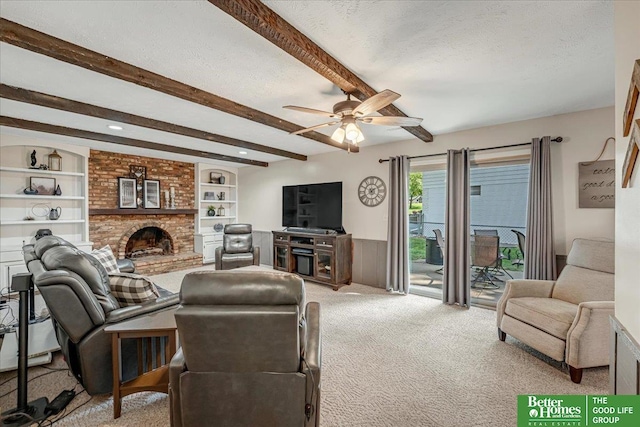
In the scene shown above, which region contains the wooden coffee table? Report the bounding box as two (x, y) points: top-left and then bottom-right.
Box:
(105, 308), (177, 419)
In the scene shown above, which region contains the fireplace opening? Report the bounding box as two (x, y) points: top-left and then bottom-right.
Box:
(125, 227), (173, 258)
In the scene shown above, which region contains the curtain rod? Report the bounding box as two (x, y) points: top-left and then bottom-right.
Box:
(378, 137), (563, 163)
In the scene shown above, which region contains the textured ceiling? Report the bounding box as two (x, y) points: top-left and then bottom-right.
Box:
(0, 1), (614, 166)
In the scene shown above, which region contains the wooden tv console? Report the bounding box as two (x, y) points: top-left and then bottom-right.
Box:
(272, 230), (352, 291)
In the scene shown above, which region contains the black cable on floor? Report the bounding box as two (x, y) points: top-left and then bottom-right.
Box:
(43, 389), (91, 426)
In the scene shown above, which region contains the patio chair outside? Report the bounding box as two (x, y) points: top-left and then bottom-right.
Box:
(433, 229), (445, 274)
(511, 229), (526, 267)
(471, 235), (501, 288)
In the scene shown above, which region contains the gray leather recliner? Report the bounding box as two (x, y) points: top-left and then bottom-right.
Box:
(169, 270), (321, 427)
(214, 224), (260, 270)
(23, 236), (179, 395)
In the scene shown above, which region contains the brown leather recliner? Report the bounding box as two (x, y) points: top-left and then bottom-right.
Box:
(169, 270), (321, 427)
(214, 224), (260, 270)
(23, 236), (179, 395)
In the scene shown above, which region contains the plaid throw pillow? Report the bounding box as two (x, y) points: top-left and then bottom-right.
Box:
(109, 273), (160, 306)
(91, 246), (120, 274)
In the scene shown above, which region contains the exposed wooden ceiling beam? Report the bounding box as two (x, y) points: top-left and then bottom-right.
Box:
(0, 84), (307, 161)
(0, 116), (268, 167)
(209, 0), (434, 143)
(0, 18), (356, 152)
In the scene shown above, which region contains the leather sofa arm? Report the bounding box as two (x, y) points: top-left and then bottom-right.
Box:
(301, 302), (321, 426)
(169, 348), (186, 427)
(116, 258), (136, 273)
(496, 279), (556, 327)
(105, 294), (179, 324)
(303, 302), (321, 370)
(252, 247), (260, 265)
(565, 300), (614, 368)
(215, 247), (223, 270)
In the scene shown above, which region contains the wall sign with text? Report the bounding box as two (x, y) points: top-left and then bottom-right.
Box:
(578, 159), (615, 209)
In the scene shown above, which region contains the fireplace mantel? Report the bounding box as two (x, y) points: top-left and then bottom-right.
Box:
(89, 209), (198, 215)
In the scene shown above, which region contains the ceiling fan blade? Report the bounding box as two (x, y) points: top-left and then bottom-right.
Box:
(283, 105), (338, 118)
(290, 121), (339, 135)
(352, 89), (401, 116)
(360, 116), (423, 127)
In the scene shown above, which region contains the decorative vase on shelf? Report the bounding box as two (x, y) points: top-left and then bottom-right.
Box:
(54, 185), (62, 196)
(23, 186), (38, 195)
(49, 207), (61, 220)
(207, 207), (216, 217)
(219, 176), (226, 185)
(217, 205), (225, 217)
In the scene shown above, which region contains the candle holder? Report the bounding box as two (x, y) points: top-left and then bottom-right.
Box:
(170, 194), (176, 209)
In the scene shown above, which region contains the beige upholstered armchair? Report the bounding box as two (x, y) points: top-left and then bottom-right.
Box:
(496, 238), (614, 383)
(169, 270), (321, 427)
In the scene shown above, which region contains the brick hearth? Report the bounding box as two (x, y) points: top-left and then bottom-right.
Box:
(88, 150), (202, 275)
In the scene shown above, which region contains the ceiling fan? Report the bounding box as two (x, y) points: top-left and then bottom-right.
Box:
(283, 90), (422, 147)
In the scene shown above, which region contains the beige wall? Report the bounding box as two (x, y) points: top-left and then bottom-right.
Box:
(614, 1), (640, 342)
(239, 106), (614, 255)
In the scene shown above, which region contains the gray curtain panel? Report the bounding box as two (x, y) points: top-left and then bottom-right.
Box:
(386, 155), (410, 294)
(524, 136), (557, 280)
(443, 149), (471, 308)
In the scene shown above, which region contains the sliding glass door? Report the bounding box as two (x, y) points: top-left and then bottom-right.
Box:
(469, 163), (528, 307)
(408, 159), (529, 308)
(409, 170), (446, 298)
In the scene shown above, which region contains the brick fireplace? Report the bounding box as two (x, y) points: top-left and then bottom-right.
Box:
(124, 225), (173, 258)
(88, 150), (202, 275)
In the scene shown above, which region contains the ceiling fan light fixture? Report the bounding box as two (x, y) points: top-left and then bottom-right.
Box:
(331, 126), (346, 144)
(345, 121), (360, 141)
(355, 130), (365, 144)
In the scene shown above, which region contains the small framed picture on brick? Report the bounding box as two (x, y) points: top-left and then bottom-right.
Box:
(143, 180), (161, 209)
(118, 177), (137, 209)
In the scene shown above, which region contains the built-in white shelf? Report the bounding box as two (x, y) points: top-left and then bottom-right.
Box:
(0, 194), (85, 200)
(201, 216), (236, 220)
(0, 219), (86, 225)
(196, 165), (238, 264)
(0, 167), (85, 177)
(201, 183), (236, 188)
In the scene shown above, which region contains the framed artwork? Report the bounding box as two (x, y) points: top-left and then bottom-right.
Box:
(209, 172), (221, 184)
(30, 176), (56, 195)
(143, 180), (161, 209)
(118, 177), (137, 209)
(623, 59), (640, 137)
(622, 119), (640, 188)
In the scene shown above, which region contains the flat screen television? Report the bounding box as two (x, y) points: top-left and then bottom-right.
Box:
(282, 182), (342, 230)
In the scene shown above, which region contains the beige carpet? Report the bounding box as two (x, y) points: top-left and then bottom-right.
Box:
(0, 265), (607, 426)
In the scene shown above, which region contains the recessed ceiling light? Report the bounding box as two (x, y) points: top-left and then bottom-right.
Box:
(107, 125), (123, 130)
(239, 151), (248, 155)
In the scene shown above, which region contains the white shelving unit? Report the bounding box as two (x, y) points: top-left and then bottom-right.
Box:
(0, 136), (92, 290)
(0, 194), (85, 200)
(194, 164), (238, 263)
